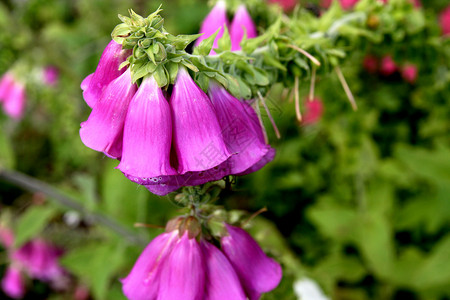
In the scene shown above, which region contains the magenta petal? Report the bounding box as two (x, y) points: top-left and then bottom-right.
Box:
(194, 0), (229, 50)
(80, 69), (137, 158)
(145, 184), (181, 196)
(82, 40), (130, 108)
(1, 266), (25, 299)
(81, 73), (93, 91)
(3, 82), (26, 120)
(118, 76), (177, 178)
(158, 233), (204, 300)
(209, 83), (269, 174)
(170, 68), (231, 174)
(122, 231), (179, 300)
(221, 224), (282, 300)
(24, 239), (65, 282)
(230, 5), (258, 51)
(202, 241), (246, 300)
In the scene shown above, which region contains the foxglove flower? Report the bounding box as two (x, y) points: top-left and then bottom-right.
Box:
(379, 55), (397, 76)
(118, 76), (176, 179)
(80, 69), (137, 158)
(221, 224), (282, 300)
(302, 98), (324, 125)
(401, 64), (418, 84)
(1, 266), (25, 299)
(195, 0), (228, 50)
(170, 68), (231, 174)
(0, 73), (26, 120)
(439, 5), (450, 36)
(201, 241), (246, 300)
(230, 5), (257, 51)
(121, 230), (179, 300)
(208, 82), (273, 175)
(81, 40), (131, 108)
(43, 66), (59, 86)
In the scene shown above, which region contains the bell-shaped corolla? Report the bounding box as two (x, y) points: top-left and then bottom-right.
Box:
(80, 69), (137, 159)
(221, 224), (282, 300)
(170, 68), (231, 174)
(230, 5), (258, 51)
(81, 40), (131, 108)
(118, 76), (177, 179)
(201, 240), (246, 300)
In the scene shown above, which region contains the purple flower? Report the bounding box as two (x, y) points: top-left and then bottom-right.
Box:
(221, 224), (282, 300)
(170, 68), (231, 174)
(81, 40), (131, 108)
(0, 73), (26, 120)
(79, 69), (137, 159)
(230, 5), (258, 51)
(201, 240), (247, 300)
(208, 82), (273, 175)
(121, 230), (179, 300)
(118, 76), (177, 178)
(194, 0), (229, 51)
(379, 55), (397, 76)
(43, 66), (59, 86)
(1, 266), (25, 299)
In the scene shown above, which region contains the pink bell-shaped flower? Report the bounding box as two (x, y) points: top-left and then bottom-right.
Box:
(230, 5), (258, 51)
(121, 230), (179, 300)
(158, 232), (205, 299)
(379, 55), (397, 76)
(401, 64), (418, 84)
(208, 82), (272, 175)
(170, 68), (231, 174)
(439, 5), (450, 36)
(81, 40), (131, 108)
(302, 98), (324, 125)
(0, 73), (15, 103)
(194, 0), (229, 50)
(268, 0), (298, 12)
(80, 69), (137, 159)
(118, 76), (177, 179)
(221, 224), (282, 300)
(1, 266), (25, 299)
(201, 240), (246, 300)
(43, 66), (59, 86)
(3, 81), (26, 120)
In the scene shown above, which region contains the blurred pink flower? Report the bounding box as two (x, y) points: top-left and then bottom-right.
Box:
(401, 63), (418, 83)
(302, 98), (324, 125)
(1, 266), (25, 299)
(440, 5), (450, 36)
(363, 55), (379, 74)
(0, 72), (26, 120)
(379, 55), (397, 76)
(43, 66), (59, 86)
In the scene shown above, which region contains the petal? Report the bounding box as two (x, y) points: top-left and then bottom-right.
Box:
(194, 0), (229, 51)
(145, 184), (181, 196)
(79, 69), (137, 159)
(201, 241), (246, 300)
(170, 68), (231, 174)
(209, 83), (270, 174)
(82, 40), (131, 108)
(157, 233), (204, 300)
(3, 82), (26, 120)
(230, 5), (257, 51)
(1, 266), (25, 299)
(80, 73), (93, 91)
(221, 224), (282, 300)
(122, 231), (179, 300)
(118, 76), (177, 178)
(24, 239), (64, 281)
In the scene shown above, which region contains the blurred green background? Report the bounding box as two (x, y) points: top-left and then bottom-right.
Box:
(0, 0), (449, 299)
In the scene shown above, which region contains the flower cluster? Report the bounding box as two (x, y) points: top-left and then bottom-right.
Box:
(122, 218), (282, 300)
(80, 5), (274, 196)
(0, 227), (67, 299)
(0, 72), (26, 120)
(363, 55), (418, 84)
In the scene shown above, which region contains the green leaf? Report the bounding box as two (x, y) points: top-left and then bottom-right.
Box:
(14, 206), (58, 248)
(194, 29), (220, 56)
